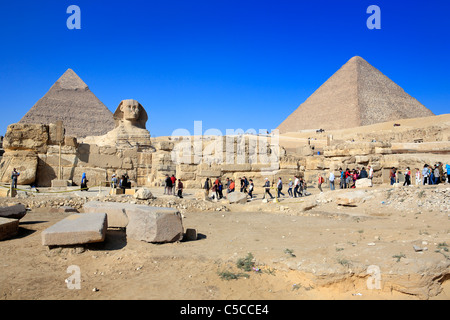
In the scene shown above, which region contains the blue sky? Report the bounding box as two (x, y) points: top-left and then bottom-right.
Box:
(0, 0), (449, 137)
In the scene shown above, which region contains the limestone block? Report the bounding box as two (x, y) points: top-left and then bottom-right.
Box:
(0, 204), (27, 220)
(227, 192), (248, 204)
(355, 178), (373, 188)
(0, 217), (19, 241)
(126, 206), (184, 243)
(3, 123), (49, 153)
(41, 213), (107, 246)
(83, 201), (128, 228)
(335, 190), (372, 206)
(133, 188), (153, 200)
(156, 141), (174, 151)
(0, 151), (38, 185)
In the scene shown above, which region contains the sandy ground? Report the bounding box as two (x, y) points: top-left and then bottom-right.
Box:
(0, 184), (449, 302)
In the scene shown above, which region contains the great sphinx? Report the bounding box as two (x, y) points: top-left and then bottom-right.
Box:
(82, 99), (153, 150)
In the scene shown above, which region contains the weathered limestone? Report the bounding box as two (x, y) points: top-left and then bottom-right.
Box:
(126, 206), (184, 243)
(134, 188), (153, 200)
(227, 192), (248, 204)
(355, 178), (373, 188)
(41, 213), (108, 246)
(83, 201), (129, 228)
(0, 204), (27, 220)
(0, 217), (19, 241)
(82, 201), (184, 243)
(335, 190), (372, 206)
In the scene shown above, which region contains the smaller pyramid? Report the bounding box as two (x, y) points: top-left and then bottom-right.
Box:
(20, 69), (115, 138)
(277, 56), (435, 133)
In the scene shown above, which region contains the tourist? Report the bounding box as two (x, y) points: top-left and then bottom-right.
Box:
(368, 165), (374, 180)
(434, 165), (440, 185)
(403, 167), (411, 186)
(203, 178), (211, 197)
(165, 174), (173, 195)
(329, 170), (335, 191)
(422, 165), (429, 185)
(351, 169), (358, 188)
(243, 176), (249, 192)
(389, 168), (396, 185)
(215, 178), (223, 199)
(438, 162), (444, 183)
(177, 179), (183, 198)
(287, 178), (293, 197)
(293, 176), (301, 197)
(81, 172), (88, 191)
(111, 174), (118, 189)
(11, 168), (20, 190)
(359, 167), (368, 179)
(262, 178), (273, 200)
(277, 177), (285, 198)
(247, 179), (254, 200)
(228, 179), (235, 193)
(317, 174), (324, 193)
(171, 174), (177, 195)
(446, 163), (450, 183)
(345, 169), (352, 188)
(339, 168), (345, 189)
(415, 168), (421, 185)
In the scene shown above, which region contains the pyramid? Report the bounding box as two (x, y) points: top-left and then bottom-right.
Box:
(19, 69), (115, 138)
(277, 56), (434, 134)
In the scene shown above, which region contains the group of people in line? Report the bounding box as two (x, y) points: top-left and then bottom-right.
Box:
(200, 175), (311, 201)
(389, 162), (450, 186)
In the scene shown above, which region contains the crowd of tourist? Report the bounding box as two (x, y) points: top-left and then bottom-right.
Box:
(157, 162), (450, 201)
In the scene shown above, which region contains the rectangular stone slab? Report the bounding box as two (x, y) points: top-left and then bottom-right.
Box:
(0, 217), (19, 241)
(41, 213), (107, 246)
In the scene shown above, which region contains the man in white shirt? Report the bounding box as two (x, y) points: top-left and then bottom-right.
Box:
(329, 171), (335, 191)
(368, 166), (374, 179)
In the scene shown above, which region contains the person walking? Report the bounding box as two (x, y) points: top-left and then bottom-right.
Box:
(277, 177), (284, 198)
(318, 174), (324, 193)
(287, 178), (293, 197)
(177, 179), (184, 198)
(262, 178), (273, 200)
(389, 168), (396, 185)
(415, 168), (421, 185)
(247, 179), (254, 200)
(81, 172), (88, 191)
(403, 167), (411, 186)
(165, 174), (173, 195)
(293, 176), (300, 197)
(329, 170), (335, 191)
(422, 164), (429, 185)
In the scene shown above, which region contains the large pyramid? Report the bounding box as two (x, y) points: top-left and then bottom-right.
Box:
(277, 56), (434, 133)
(20, 69), (115, 138)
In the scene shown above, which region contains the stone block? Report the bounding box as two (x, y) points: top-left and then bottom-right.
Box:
(185, 228), (197, 241)
(0, 217), (19, 241)
(355, 178), (373, 188)
(110, 188), (124, 195)
(125, 188), (136, 195)
(83, 201), (129, 228)
(41, 213), (107, 246)
(0, 204), (27, 220)
(227, 192), (248, 204)
(126, 206), (184, 243)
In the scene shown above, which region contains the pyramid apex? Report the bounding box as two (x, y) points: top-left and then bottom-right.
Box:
(55, 68), (88, 90)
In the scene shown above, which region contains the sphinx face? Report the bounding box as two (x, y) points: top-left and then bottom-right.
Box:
(120, 101), (140, 121)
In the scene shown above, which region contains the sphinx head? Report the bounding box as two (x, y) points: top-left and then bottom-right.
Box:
(113, 99), (148, 129)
